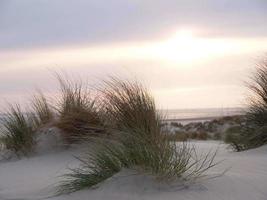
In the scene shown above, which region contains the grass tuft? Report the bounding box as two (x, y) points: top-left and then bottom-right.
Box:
(57, 141), (127, 194)
(0, 104), (36, 157)
(58, 78), (220, 194)
(225, 56), (267, 151)
(245, 57), (267, 146)
(224, 126), (246, 151)
(55, 74), (103, 142)
(31, 91), (54, 128)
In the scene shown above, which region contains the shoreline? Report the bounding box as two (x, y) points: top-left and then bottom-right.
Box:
(163, 116), (222, 122)
(163, 114), (244, 124)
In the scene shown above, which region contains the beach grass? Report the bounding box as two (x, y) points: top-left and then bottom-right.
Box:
(55, 74), (103, 142)
(0, 104), (36, 156)
(58, 78), (220, 193)
(31, 91), (54, 128)
(57, 140), (127, 194)
(245, 57), (267, 146)
(224, 56), (267, 151)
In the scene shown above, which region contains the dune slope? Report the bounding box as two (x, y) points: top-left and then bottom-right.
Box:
(0, 141), (266, 200)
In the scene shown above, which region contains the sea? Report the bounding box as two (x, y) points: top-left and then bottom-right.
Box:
(0, 107), (245, 127)
(161, 107), (244, 124)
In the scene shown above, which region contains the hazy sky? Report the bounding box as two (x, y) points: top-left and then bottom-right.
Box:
(1, 0), (267, 109)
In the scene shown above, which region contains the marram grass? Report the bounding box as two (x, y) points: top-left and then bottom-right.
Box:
(0, 104), (36, 157)
(58, 78), (220, 194)
(224, 56), (267, 151)
(31, 91), (54, 128)
(55, 74), (103, 142)
(57, 141), (127, 194)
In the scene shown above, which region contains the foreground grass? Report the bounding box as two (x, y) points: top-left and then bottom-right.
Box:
(0, 74), (104, 156)
(0, 105), (36, 157)
(224, 57), (267, 151)
(58, 141), (127, 193)
(31, 91), (54, 127)
(245, 58), (267, 147)
(55, 75), (103, 142)
(58, 78), (220, 194)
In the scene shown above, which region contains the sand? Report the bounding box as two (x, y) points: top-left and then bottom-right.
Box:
(0, 141), (266, 200)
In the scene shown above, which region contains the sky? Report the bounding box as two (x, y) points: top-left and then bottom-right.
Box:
(0, 0), (267, 109)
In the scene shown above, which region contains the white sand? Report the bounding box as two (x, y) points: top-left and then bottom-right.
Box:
(0, 141), (267, 200)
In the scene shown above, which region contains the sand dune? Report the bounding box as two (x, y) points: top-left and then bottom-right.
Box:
(0, 141), (266, 200)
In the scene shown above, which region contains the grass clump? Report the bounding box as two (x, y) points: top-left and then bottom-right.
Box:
(244, 57), (267, 147)
(0, 105), (36, 157)
(58, 141), (128, 194)
(31, 91), (54, 128)
(225, 56), (267, 151)
(55, 75), (102, 142)
(58, 78), (220, 194)
(0, 92), (53, 157)
(224, 126), (246, 151)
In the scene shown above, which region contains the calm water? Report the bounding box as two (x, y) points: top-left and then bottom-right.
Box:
(0, 107), (245, 126)
(161, 107), (244, 123)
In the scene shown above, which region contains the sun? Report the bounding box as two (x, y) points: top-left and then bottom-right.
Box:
(168, 29), (195, 46)
(149, 29), (234, 65)
(161, 30), (198, 62)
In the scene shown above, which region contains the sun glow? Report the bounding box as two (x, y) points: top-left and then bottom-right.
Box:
(1, 29), (267, 70)
(168, 29), (195, 46)
(147, 29), (238, 64)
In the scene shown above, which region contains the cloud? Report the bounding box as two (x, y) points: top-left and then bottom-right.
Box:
(0, 0), (266, 50)
(0, 0), (266, 109)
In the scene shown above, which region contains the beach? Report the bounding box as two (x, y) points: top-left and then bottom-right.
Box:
(0, 141), (266, 200)
(1, 1), (267, 200)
